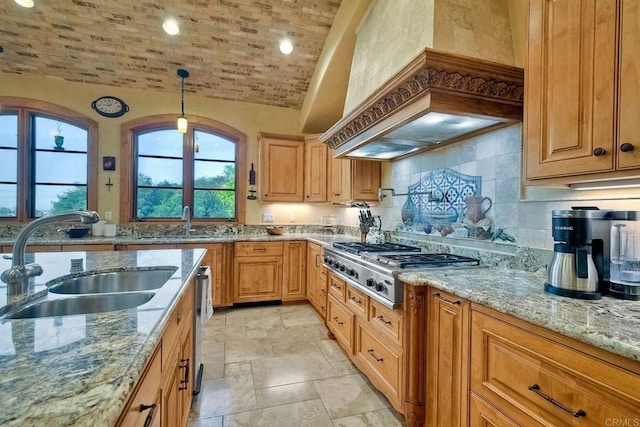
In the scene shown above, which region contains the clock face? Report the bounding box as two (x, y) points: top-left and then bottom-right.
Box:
(91, 96), (129, 118)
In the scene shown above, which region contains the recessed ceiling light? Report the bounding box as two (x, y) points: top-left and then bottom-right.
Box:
(14, 0), (35, 8)
(279, 38), (293, 55)
(163, 18), (180, 36)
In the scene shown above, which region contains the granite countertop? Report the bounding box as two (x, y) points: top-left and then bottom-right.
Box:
(0, 248), (206, 426)
(399, 267), (640, 363)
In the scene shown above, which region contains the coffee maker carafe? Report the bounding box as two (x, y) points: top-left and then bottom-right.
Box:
(609, 211), (640, 300)
(545, 209), (611, 300)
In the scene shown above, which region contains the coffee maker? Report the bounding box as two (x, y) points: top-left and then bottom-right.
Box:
(545, 209), (612, 300)
(609, 211), (640, 300)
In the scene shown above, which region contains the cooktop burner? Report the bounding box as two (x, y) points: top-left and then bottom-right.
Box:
(367, 252), (481, 268)
(332, 242), (421, 254)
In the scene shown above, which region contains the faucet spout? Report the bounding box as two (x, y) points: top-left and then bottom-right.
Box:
(1, 210), (100, 294)
(182, 206), (194, 237)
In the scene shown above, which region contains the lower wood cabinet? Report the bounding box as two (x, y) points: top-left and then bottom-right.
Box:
(283, 241), (307, 301)
(233, 242), (283, 303)
(469, 392), (519, 427)
(427, 289), (470, 427)
(307, 242), (326, 318)
(117, 276), (195, 427)
(470, 308), (640, 426)
(326, 278), (405, 414)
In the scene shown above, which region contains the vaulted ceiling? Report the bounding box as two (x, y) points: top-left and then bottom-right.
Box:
(0, 0), (342, 109)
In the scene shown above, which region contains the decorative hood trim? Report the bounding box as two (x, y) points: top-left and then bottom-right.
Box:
(320, 48), (524, 159)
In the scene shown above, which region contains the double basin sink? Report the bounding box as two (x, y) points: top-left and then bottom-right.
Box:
(2, 266), (178, 320)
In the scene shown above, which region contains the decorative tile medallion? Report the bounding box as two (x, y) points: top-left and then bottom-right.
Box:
(401, 168), (482, 226)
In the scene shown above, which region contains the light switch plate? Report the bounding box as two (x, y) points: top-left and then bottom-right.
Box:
(104, 211), (113, 221)
(262, 212), (274, 222)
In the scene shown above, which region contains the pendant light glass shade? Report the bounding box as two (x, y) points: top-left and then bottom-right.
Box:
(177, 69), (189, 133)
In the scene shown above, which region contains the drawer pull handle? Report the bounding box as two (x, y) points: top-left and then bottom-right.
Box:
(253, 247), (266, 251)
(179, 358), (190, 391)
(367, 349), (383, 363)
(349, 296), (362, 304)
(139, 403), (157, 427)
(528, 384), (586, 418)
(332, 284), (341, 290)
(593, 147), (606, 156)
(433, 293), (461, 305)
(620, 142), (634, 152)
(376, 315), (392, 325)
(333, 316), (344, 325)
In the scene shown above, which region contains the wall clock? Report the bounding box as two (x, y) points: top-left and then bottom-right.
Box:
(91, 96), (129, 118)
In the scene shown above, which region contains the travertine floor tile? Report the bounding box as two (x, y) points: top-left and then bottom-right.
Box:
(188, 415), (223, 427)
(223, 399), (332, 427)
(328, 359), (361, 376)
(202, 355), (224, 380)
(271, 339), (320, 357)
(190, 374), (257, 419)
(331, 408), (405, 426)
(313, 374), (388, 419)
(224, 362), (252, 377)
(204, 324), (247, 343)
(317, 339), (349, 361)
(225, 338), (273, 363)
(255, 381), (319, 409)
(251, 352), (336, 389)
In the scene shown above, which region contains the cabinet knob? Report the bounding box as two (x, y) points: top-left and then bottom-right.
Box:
(620, 143), (635, 152)
(593, 147), (607, 156)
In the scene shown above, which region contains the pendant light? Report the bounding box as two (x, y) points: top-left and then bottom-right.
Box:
(177, 69), (189, 133)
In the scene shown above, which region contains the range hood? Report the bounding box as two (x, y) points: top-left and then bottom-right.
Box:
(320, 48), (524, 160)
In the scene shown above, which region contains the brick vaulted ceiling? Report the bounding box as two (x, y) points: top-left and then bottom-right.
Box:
(0, 0), (342, 109)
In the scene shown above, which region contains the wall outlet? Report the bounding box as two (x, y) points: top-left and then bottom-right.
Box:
(289, 212), (295, 222)
(262, 212), (274, 222)
(104, 211), (113, 221)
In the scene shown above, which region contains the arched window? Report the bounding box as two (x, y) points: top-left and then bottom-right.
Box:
(120, 115), (247, 223)
(0, 97), (98, 221)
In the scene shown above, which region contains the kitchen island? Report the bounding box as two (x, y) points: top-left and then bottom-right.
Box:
(0, 248), (206, 426)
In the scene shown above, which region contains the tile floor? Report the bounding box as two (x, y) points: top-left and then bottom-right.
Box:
(188, 303), (406, 426)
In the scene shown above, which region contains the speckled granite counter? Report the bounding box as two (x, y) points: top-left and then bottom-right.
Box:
(0, 248), (206, 426)
(399, 267), (640, 363)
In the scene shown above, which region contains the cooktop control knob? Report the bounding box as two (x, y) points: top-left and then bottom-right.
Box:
(339, 264), (346, 272)
(375, 282), (385, 292)
(366, 278), (374, 287)
(346, 268), (357, 277)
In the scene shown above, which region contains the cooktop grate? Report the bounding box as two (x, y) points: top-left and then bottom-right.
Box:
(332, 242), (421, 254)
(374, 253), (481, 268)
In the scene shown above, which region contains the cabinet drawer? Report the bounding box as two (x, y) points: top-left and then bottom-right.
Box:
(162, 281), (194, 369)
(328, 273), (346, 302)
(346, 285), (368, 317)
(327, 295), (354, 353)
(118, 347), (162, 427)
(368, 299), (403, 348)
(469, 392), (519, 427)
(471, 311), (640, 426)
(355, 321), (403, 408)
(234, 241), (283, 257)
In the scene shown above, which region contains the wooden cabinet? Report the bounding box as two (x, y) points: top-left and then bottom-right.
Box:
(233, 242), (283, 303)
(306, 241), (326, 318)
(470, 309), (640, 426)
(283, 241), (307, 301)
(62, 244), (115, 252)
(258, 132), (304, 202)
(525, 0), (640, 182)
(304, 134), (328, 203)
(116, 347), (162, 427)
(181, 243), (233, 308)
(427, 290), (470, 427)
(469, 393), (519, 427)
(328, 149), (381, 203)
(326, 278), (405, 414)
(117, 276), (195, 427)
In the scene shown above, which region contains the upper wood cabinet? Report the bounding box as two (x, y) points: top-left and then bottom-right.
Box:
(304, 135), (328, 203)
(259, 133), (305, 202)
(328, 149), (381, 203)
(525, 0), (640, 183)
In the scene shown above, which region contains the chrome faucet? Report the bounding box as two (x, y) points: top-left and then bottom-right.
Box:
(181, 206), (194, 237)
(1, 210), (100, 295)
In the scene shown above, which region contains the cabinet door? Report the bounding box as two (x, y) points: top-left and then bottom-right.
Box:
(329, 149), (352, 203)
(618, 0), (640, 169)
(351, 160), (381, 201)
(304, 135), (328, 202)
(525, 0), (617, 179)
(469, 393), (519, 427)
(306, 242), (321, 307)
(234, 256), (282, 303)
(117, 347), (162, 427)
(427, 290), (470, 427)
(259, 133), (304, 202)
(162, 346), (182, 427)
(179, 323), (193, 427)
(283, 241), (307, 301)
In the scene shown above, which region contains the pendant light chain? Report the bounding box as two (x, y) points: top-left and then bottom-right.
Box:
(177, 69), (189, 133)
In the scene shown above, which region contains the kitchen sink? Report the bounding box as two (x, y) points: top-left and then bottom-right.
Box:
(2, 292), (155, 320)
(47, 266), (178, 294)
